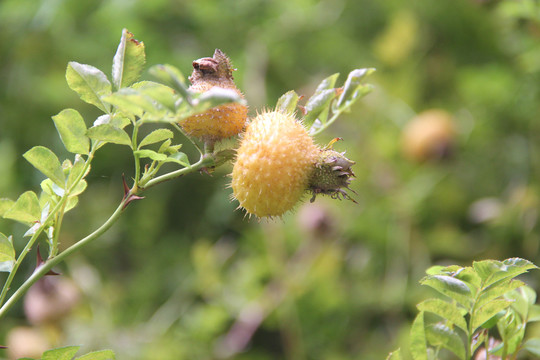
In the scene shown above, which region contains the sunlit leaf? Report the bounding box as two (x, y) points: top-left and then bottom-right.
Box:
(138, 129), (174, 149)
(421, 275), (472, 308)
(94, 114), (131, 129)
(472, 299), (513, 331)
(425, 323), (465, 360)
(76, 349), (116, 360)
(87, 124), (132, 147)
(0, 199), (15, 217)
(23, 146), (65, 187)
(52, 109), (89, 155)
(476, 279), (524, 309)
(41, 345), (80, 360)
(112, 29), (145, 90)
(66, 62), (112, 113)
(474, 258), (538, 288)
(102, 88), (162, 117)
(67, 155), (89, 189)
(191, 87), (245, 114)
(528, 305), (540, 322)
(276, 90), (300, 114)
(386, 349), (402, 360)
(134, 149), (167, 162)
(0, 233), (15, 273)
(336, 68), (375, 109)
(133, 81), (176, 112)
(65, 195), (79, 213)
(149, 64), (189, 100)
(164, 152), (190, 166)
(3, 191), (41, 224)
(304, 88), (337, 125)
(315, 73), (340, 92)
(410, 311), (428, 360)
(523, 338), (540, 357)
(417, 299), (468, 332)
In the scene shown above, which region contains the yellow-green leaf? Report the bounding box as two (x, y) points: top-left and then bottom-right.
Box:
(66, 62), (112, 113)
(0, 233), (15, 273)
(112, 29), (146, 90)
(52, 109), (89, 154)
(23, 146), (65, 187)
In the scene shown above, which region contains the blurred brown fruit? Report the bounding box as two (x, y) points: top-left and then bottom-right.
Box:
(6, 326), (49, 360)
(24, 276), (80, 325)
(402, 109), (456, 162)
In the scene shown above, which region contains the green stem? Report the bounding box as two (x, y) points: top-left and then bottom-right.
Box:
(0, 152), (214, 319)
(132, 124), (141, 186)
(50, 201), (67, 258)
(0, 194), (127, 319)
(0, 151), (95, 308)
(143, 155), (213, 189)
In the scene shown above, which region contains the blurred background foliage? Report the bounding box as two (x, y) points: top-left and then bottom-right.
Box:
(1, 0), (540, 359)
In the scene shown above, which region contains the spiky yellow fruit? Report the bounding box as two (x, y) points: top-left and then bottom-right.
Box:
(180, 49), (248, 143)
(231, 111), (320, 218)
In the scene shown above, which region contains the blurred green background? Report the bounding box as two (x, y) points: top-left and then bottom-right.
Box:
(1, 0), (540, 359)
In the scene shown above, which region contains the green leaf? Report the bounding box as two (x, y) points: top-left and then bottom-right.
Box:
(103, 88), (162, 117)
(149, 64), (189, 100)
(3, 191), (41, 224)
(386, 349), (402, 360)
(336, 68), (375, 109)
(425, 323), (465, 360)
(112, 29), (145, 90)
(42, 345), (80, 360)
(523, 338), (540, 357)
(528, 304), (540, 322)
(410, 311), (428, 360)
(87, 124), (132, 147)
(76, 349), (116, 360)
(192, 87), (245, 114)
(276, 90), (300, 114)
(52, 109), (89, 154)
(472, 299), (513, 331)
(304, 88), (337, 125)
(316, 73), (340, 92)
(417, 299), (468, 332)
(476, 279), (524, 309)
(134, 149), (167, 162)
(0, 198), (14, 217)
(138, 129), (174, 149)
(66, 62), (112, 113)
(67, 155), (89, 189)
(474, 258), (538, 288)
(133, 81), (176, 112)
(0, 233), (15, 273)
(24, 146), (66, 187)
(421, 275), (472, 308)
(94, 114), (131, 129)
(164, 152), (190, 166)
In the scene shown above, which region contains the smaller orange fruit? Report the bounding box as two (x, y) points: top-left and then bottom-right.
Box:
(180, 49), (248, 143)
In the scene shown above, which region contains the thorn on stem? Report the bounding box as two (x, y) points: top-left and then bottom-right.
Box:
(122, 194), (145, 210)
(122, 173), (130, 198)
(35, 244), (61, 276)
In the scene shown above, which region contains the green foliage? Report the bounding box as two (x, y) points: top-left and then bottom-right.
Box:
(276, 68), (375, 136)
(393, 258), (540, 360)
(24, 346), (116, 360)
